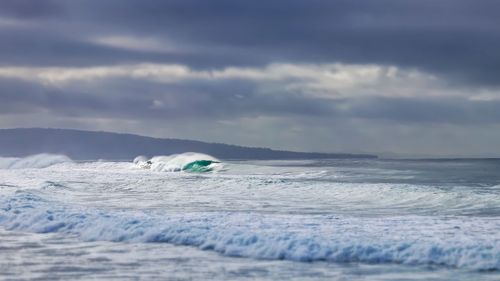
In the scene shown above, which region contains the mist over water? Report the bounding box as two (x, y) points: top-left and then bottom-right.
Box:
(0, 154), (499, 280)
(0, 154), (72, 169)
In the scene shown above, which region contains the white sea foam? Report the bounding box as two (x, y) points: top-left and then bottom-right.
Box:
(0, 154), (73, 169)
(0, 191), (499, 271)
(0, 159), (498, 216)
(1, 157), (500, 277)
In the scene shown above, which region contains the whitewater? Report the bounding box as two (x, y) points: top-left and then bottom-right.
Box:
(0, 153), (499, 280)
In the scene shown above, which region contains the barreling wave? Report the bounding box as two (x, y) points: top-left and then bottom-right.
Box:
(0, 154), (73, 169)
(134, 153), (223, 172)
(1, 191), (499, 271)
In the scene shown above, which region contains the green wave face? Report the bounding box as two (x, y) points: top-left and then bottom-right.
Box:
(182, 160), (219, 172)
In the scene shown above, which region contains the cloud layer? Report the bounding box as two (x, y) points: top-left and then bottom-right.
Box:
(1, 0), (500, 156)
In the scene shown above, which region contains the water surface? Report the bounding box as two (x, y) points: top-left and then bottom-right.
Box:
(0, 155), (499, 280)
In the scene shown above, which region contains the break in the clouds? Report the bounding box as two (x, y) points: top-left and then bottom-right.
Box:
(1, 0), (500, 157)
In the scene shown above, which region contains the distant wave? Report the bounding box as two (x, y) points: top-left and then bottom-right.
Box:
(0, 154), (73, 169)
(1, 191), (499, 271)
(134, 153), (223, 172)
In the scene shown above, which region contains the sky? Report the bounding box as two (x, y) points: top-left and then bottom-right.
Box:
(1, 0), (500, 157)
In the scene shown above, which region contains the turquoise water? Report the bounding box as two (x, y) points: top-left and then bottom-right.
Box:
(0, 154), (499, 280)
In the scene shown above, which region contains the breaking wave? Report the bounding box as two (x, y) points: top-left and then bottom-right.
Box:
(0, 154), (73, 169)
(1, 192), (499, 271)
(134, 153), (223, 172)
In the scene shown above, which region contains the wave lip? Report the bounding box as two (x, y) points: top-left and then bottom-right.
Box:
(135, 152), (223, 172)
(1, 192), (499, 271)
(0, 154), (73, 169)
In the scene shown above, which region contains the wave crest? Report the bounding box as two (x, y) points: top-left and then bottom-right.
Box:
(135, 152), (222, 172)
(1, 192), (500, 271)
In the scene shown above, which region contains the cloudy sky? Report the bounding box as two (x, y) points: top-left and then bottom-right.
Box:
(1, 0), (500, 157)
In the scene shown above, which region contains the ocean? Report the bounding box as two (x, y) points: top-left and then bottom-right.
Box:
(0, 153), (499, 280)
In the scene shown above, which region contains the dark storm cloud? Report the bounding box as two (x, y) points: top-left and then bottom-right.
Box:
(0, 27), (266, 67)
(1, 0), (499, 84)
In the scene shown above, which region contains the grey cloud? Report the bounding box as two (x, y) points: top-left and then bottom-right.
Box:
(0, 27), (269, 68)
(0, 77), (337, 120)
(1, 0), (500, 85)
(0, 0), (61, 18)
(343, 97), (500, 124)
(1, 1), (500, 156)
(2, 76), (500, 125)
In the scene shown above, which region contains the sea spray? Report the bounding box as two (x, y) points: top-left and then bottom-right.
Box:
(0, 154), (73, 169)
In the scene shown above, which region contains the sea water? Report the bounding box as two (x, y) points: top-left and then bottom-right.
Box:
(0, 154), (499, 280)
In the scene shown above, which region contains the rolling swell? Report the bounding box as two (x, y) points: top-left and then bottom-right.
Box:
(1, 191), (499, 271)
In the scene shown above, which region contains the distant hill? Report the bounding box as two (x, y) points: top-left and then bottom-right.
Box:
(0, 128), (377, 160)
